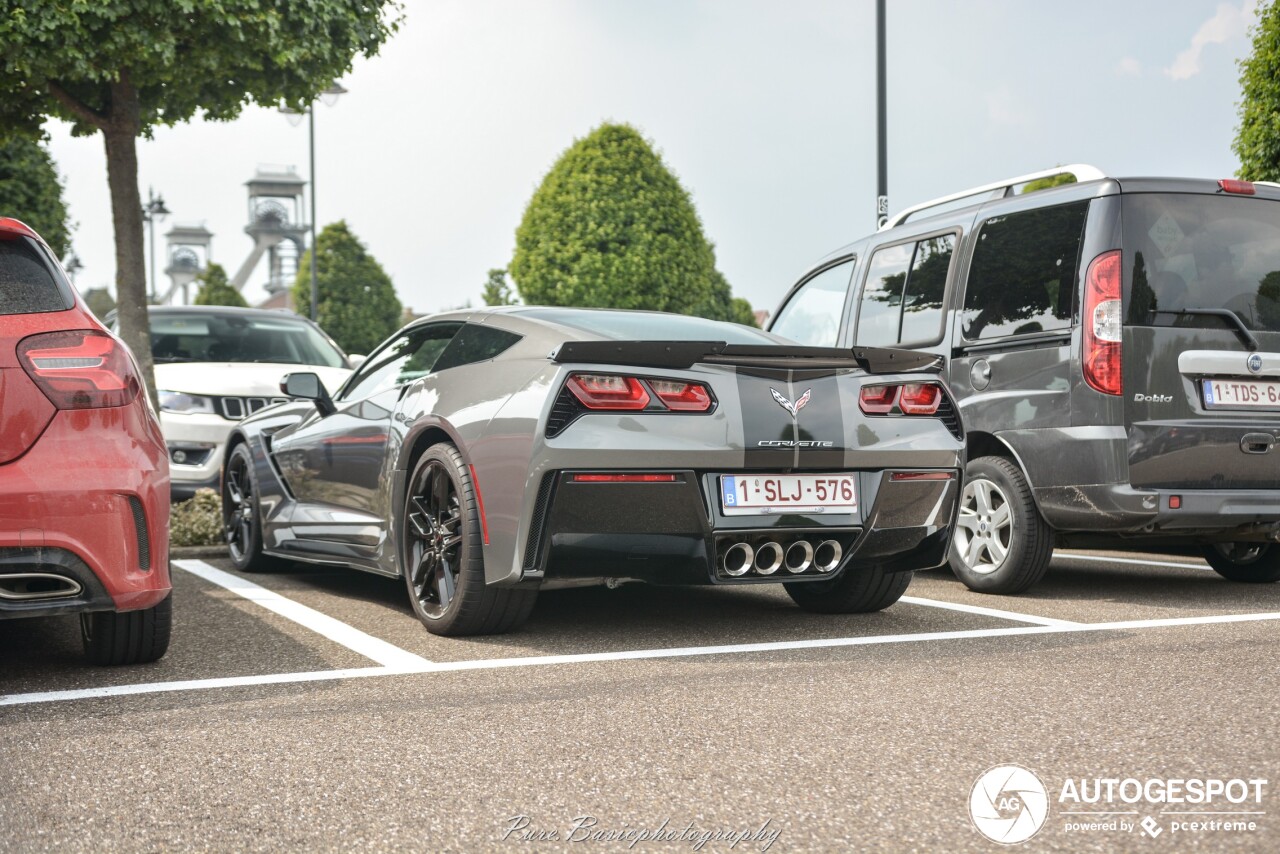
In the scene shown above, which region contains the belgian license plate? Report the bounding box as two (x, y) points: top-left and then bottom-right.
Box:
(719, 474), (857, 516)
(1202, 378), (1280, 410)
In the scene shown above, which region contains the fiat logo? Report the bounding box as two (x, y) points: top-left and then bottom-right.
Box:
(1248, 353), (1264, 374)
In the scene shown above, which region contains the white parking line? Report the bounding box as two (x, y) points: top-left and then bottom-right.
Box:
(1055, 553), (1212, 571)
(900, 595), (1079, 627)
(0, 667), (397, 707)
(173, 559), (431, 671)
(5, 606), (1279, 707)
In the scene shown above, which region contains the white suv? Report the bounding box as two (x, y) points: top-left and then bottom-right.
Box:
(123, 306), (354, 500)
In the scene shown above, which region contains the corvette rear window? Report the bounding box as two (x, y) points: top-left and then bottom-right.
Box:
(0, 234), (74, 315)
(526, 308), (781, 345)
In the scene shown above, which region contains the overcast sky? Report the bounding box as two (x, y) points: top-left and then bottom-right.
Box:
(46, 0), (1264, 319)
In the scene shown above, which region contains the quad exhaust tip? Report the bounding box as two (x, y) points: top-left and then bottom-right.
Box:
(814, 540), (842, 572)
(0, 573), (83, 601)
(722, 542), (755, 577)
(784, 540), (814, 573)
(754, 542), (784, 575)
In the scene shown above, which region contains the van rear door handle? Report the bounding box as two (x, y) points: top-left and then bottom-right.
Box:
(1241, 432), (1275, 454)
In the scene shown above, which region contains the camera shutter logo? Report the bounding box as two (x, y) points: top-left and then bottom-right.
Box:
(969, 764), (1049, 844)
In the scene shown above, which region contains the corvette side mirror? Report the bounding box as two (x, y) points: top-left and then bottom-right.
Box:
(281, 372), (336, 417)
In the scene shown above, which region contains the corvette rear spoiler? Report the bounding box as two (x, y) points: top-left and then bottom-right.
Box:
(549, 340), (943, 374)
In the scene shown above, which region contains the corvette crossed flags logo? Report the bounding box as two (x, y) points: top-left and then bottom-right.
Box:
(770, 387), (811, 418)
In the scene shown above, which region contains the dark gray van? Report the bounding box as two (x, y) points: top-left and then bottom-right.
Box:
(769, 165), (1280, 594)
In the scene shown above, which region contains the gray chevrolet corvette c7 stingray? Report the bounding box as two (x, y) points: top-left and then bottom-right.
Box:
(221, 306), (964, 636)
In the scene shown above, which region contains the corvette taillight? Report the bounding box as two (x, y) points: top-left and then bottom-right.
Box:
(899, 383), (942, 415)
(566, 374), (651, 410)
(1083, 249), (1122, 396)
(18, 330), (141, 409)
(648, 379), (713, 412)
(565, 373), (714, 412)
(858, 385), (898, 414)
(859, 382), (945, 416)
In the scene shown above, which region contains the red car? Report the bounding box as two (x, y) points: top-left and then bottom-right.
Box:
(0, 217), (171, 664)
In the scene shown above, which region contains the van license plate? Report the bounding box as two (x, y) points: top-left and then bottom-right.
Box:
(1202, 379), (1280, 410)
(720, 474), (857, 516)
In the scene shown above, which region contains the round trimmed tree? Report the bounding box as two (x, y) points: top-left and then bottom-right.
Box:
(291, 221), (402, 356)
(510, 123), (752, 323)
(192, 263), (246, 307)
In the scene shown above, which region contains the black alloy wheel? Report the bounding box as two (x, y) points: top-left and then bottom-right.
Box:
(406, 458), (464, 620)
(402, 444), (536, 636)
(222, 443), (281, 572)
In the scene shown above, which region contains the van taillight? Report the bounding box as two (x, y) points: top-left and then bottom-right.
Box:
(1083, 250), (1122, 396)
(18, 330), (141, 409)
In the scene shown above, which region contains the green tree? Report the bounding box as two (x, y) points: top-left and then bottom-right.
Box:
(1236, 1), (1280, 180)
(0, 135), (72, 256)
(82, 286), (116, 319)
(291, 221), (402, 356)
(482, 267), (517, 306)
(192, 263), (246, 307)
(0, 1), (400, 406)
(510, 122), (753, 323)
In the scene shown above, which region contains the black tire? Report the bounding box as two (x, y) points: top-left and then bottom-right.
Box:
(785, 564), (911, 613)
(402, 444), (536, 636)
(81, 594), (172, 665)
(222, 443), (286, 573)
(1202, 543), (1280, 583)
(948, 455), (1052, 594)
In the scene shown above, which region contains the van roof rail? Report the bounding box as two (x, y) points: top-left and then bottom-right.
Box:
(882, 164), (1106, 231)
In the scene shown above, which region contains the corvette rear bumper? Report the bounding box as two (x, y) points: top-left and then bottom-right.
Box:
(525, 468), (960, 584)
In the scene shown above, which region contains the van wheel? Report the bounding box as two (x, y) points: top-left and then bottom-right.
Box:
(1201, 543), (1280, 583)
(949, 456), (1052, 594)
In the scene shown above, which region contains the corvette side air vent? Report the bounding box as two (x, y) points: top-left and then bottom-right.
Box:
(545, 387), (585, 438)
(935, 394), (963, 440)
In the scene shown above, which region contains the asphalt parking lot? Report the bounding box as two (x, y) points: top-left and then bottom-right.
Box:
(2, 549), (1278, 852)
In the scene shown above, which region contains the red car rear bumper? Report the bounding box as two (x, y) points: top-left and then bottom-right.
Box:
(0, 404), (171, 613)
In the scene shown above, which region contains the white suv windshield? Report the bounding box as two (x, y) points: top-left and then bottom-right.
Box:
(148, 312), (347, 367)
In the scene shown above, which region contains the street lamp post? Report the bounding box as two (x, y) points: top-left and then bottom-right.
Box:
(141, 188), (170, 301)
(282, 83), (346, 322)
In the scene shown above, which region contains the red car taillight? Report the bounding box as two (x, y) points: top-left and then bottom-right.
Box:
(1083, 249), (1122, 396)
(899, 383), (942, 415)
(18, 330), (141, 409)
(566, 374), (651, 410)
(858, 382), (944, 416)
(648, 379), (713, 412)
(858, 384), (898, 414)
(565, 373), (714, 413)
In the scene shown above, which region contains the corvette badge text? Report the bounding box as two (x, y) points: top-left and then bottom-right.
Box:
(968, 764), (1268, 844)
(501, 815), (781, 851)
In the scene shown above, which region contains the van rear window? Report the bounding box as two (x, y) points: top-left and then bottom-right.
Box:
(0, 234), (73, 315)
(1124, 193), (1280, 332)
